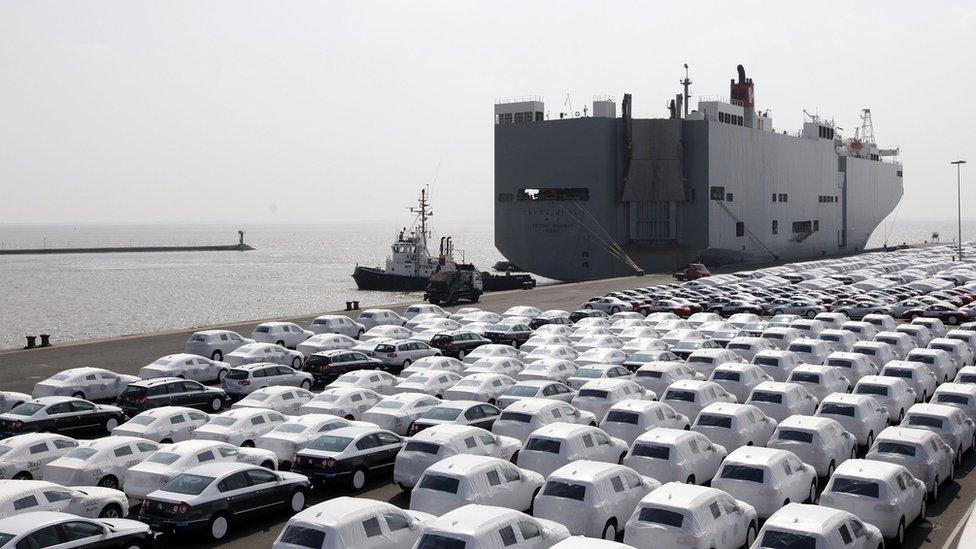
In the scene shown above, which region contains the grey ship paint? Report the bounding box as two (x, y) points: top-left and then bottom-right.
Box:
(494, 65), (903, 281)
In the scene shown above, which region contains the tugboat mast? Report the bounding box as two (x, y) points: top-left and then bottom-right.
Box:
(410, 186), (433, 256)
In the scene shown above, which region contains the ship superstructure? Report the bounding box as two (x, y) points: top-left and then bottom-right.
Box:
(494, 65), (904, 281)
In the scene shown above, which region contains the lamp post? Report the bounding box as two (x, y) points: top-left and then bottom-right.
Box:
(952, 160), (966, 260)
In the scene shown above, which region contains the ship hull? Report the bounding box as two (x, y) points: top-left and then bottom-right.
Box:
(352, 266), (429, 291)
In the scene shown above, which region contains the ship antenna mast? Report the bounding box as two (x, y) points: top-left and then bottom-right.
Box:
(859, 108), (876, 145)
(680, 64), (692, 117)
(410, 186), (433, 252)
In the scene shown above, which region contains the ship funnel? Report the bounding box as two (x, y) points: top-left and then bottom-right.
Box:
(730, 64), (756, 128)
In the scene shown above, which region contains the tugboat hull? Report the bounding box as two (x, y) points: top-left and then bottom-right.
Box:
(352, 266), (429, 291)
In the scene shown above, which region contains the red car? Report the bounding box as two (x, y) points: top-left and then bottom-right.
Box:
(640, 299), (693, 317)
(903, 304), (974, 325)
(673, 263), (711, 281)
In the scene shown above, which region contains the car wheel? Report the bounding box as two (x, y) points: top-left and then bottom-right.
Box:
(104, 417), (119, 432)
(211, 398), (224, 412)
(300, 379), (312, 390)
(12, 471), (32, 480)
(807, 481), (818, 503)
(289, 488), (307, 512)
(584, 305), (593, 309)
(686, 475), (696, 485)
(97, 475), (119, 489)
(510, 339), (518, 348)
(806, 310), (817, 318)
(510, 450), (519, 464)
(601, 520), (617, 541)
(212, 350), (223, 361)
(618, 452), (627, 464)
(396, 481), (413, 492)
(209, 513), (230, 541)
(893, 518), (905, 546)
(744, 523), (758, 548)
(918, 499), (927, 523)
(402, 359), (412, 369)
(99, 504), (123, 518)
(351, 467), (368, 491)
(930, 477), (939, 501)
(487, 398), (497, 406)
(772, 309), (783, 316)
(276, 340), (286, 347)
(949, 315), (959, 325)
(826, 461), (836, 479)
(241, 440), (254, 448)
(457, 350), (465, 360)
(72, 391), (85, 399)
(160, 438), (173, 444)
(292, 357), (302, 368)
(610, 307), (620, 314)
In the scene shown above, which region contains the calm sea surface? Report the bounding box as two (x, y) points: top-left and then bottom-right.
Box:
(0, 219), (972, 350)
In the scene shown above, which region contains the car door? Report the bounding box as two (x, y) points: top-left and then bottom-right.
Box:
(218, 470), (260, 517)
(69, 400), (104, 432)
(592, 431), (616, 462)
(245, 467), (289, 508)
(372, 432), (402, 470)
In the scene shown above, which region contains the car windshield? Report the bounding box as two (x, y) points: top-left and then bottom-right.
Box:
(279, 525), (326, 549)
(313, 394), (340, 403)
(635, 370), (663, 378)
(637, 507), (684, 527)
(876, 442), (916, 456)
(64, 447), (98, 460)
(605, 411), (640, 425)
(907, 415), (943, 429)
(856, 385), (888, 397)
(631, 444), (670, 460)
(830, 477), (880, 498)
(759, 530), (816, 549)
(404, 441), (442, 455)
(7, 402), (44, 416)
(790, 345), (813, 353)
(696, 414), (733, 428)
(418, 474), (460, 494)
(374, 401), (404, 410)
(189, 334), (208, 342)
(422, 407), (463, 421)
(936, 394), (969, 405)
(542, 480), (586, 501)
(525, 438), (561, 453)
(307, 435), (353, 452)
(50, 373), (71, 381)
(150, 357), (175, 366)
(246, 392), (271, 402)
(145, 452), (181, 465)
(417, 534), (466, 549)
(884, 368), (912, 379)
(750, 392), (783, 404)
(712, 371), (741, 381)
(819, 403), (856, 417)
(127, 416), (157, 426)
(499, 412), (532, 423)
(753, 356), (780, 367)
(226, 370), (250, 380)
(505, 386), (540, 397)
(720, 464), (764, 482)
(275, 423), (309, 434)
(487, 324), (513, 331)
(664, 389), (696, 402)
(208, 417), (238, 427)
(162, 473), (215, 495)
(776, 429), (814, 443)
(453, 380), (480, 388)
(375, 344), (396, 353)
(578, 389), (610, 399)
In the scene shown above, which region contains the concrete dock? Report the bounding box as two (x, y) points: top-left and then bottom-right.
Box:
(0, 271), (971, 548)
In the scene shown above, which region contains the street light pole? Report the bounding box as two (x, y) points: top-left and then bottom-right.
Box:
(952, 160), (966, 261)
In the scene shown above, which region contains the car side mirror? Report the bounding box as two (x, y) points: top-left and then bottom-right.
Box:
(409, 519), (421, 531)
(541, 527), (552, 539)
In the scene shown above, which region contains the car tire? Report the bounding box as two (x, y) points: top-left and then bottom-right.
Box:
(211, 398), (224, 412)
(611, 307), (620, 314)
(806, 310), (817, 319)
(487, 398), (497, 406)
(949, 315), (959, 325)
(276, 340), (286, 347)
(241, 440), (254, 448)
(892, 518), (905, 546)
(772, 310), (783, 316)
(12, 471), (32, 480)
(918, 499), (927, 523)
(292, 357), (302, 368)
(510, 450), (519, 464)
(687, 475), (696, 485)
(99, 504), (123, 518)
(930, 477), (939, 501)
(601, 519), (617, 541)
(208, 513), (230, 541)
(618, 452), (627, 464)
(457, 350), (465, 360)
(584, 305), (593, 309)
(72, 392), (85, 399)
(97, 475), (119, 489)
(402, 359), (412, 369)
(289, 488), (307, 512)
(510, 340), (518, 348)
(826, 461), (836, 479)
(160, 438), (173, 444)
(300, 380), (312, 390)
(807, 481), (818, 503)
(261, 460), (276, 470)
(396, 481), (413, 492)
(104, 417), (119, 432)
(212, 350), (223, 361)
(351, 467), (368, 491)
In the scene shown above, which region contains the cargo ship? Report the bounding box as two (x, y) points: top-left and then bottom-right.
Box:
(494, 64), (904, 281)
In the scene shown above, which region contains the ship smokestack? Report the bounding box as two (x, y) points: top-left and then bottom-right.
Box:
(730, 64), (755, 128)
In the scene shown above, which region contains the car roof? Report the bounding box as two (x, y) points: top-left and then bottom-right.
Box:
(231, 362), (282, 371)
(326, 426), (386, 438)
(548, 460), (623, 483)
(529, 423), (592, 439)
(607, 400), (663, 413)
(667, 380), (713, 391)
(424, 504), (521, 536)
(183, 461), (260, 476)
(777, 415), (835, 431)
(634, 427), (694, 445)
(640, 481), (721, 508)
(763, 503), (845, 535)
(579, 378), (637, 391)
(503, 398), (561, 413)
(834, 459), (904, 480)
(877, 426), (936, 443)
(413, 424), (484, 443)
(0, 480), (62, 499)
(700, 403), (754, 417)
(857, 376), (901, 387)
(936, 383), (976, 395)
(753, 381), (799, 393)
(288, 497), (398, 528)
(0, 511), (85, 535)
(907, 403), (960, 416)
(27, 396), (83, 405)
(725, 446), (787, 465)
(426, 454), (509, 476)
(129, 377), (186, 387)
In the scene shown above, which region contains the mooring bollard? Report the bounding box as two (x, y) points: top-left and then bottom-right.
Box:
(345, 301), (353, 311)
(39, 334), (52, 347)
(352, 301), (360, 310)
(25, 335), (37, 349)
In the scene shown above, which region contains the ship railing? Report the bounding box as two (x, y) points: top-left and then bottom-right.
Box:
(696, 95), (744, 107)
(495, 95), (544, 105)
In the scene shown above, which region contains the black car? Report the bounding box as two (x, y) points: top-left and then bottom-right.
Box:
(292, 426), (403, 490)
(117, 377), (230, 416)
(0, 397), (124, 437)
(138, 462), (310, 540)
(302, 350), (386, 385)
(0, 512), (155, 549)
(568, 309), (608, 323)
(408, 401), (501, 434)
(427, 330), (491, 359)
(528, 315), (572, 330)
(482, 322), (533, 348)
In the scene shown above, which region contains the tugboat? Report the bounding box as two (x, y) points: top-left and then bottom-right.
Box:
(352, 188), (441, 291)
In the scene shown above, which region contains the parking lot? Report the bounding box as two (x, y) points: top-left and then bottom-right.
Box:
(2, 245), (976, 548)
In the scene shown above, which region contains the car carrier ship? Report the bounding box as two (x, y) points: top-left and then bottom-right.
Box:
(493, 64), (904, 281)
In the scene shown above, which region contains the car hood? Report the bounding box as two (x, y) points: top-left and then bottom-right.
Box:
(100, 518), (151, 534)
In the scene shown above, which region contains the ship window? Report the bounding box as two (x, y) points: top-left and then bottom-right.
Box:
(772, 220), (778, 235)
(814, 220), (820, 232)
(736, 222), (745, 237)
(726, 193), (734, 202)
(496, 113), (513, 124)
(780, 193), (788, 202)
(710, 186), (726, 201)
(772, 194), (777, 203)
(897, 170), (903, 177)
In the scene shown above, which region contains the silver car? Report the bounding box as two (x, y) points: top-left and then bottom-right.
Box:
(184, 330), (254, 361)
(221, 363), (313, 397)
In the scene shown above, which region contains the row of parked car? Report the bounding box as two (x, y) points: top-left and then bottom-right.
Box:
(4, 243), (976, 549)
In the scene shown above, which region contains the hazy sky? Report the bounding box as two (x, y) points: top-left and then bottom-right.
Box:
(0, 1), (973, 231)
